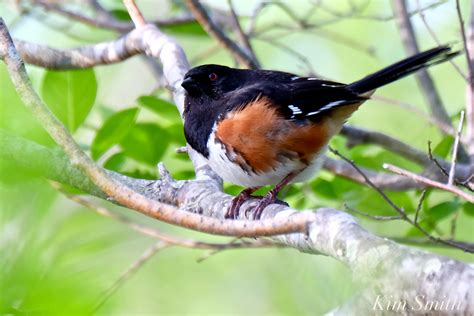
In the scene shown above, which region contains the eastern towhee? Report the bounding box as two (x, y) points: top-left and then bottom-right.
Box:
(181, 45), (458, 220)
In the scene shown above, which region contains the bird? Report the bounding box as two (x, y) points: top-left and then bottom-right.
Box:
(181, 45), (459, 220)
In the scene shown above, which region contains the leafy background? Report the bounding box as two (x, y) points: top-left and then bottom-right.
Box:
(1, 0), (473, 314)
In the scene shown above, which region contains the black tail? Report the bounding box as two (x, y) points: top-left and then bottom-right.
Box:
(347, 46), (460, 94)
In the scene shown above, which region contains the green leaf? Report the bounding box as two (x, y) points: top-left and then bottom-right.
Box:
(165, 123), (187, 145)
(311, 178), (338, 199)
(406, 201), (460, 237)
(138, 96), (180, 120)
(432, 136), (454, 159)
(120, 123), (168, 165)
(103, 152), (127, 172)
(463, 202), (474, 217)
(91, 108), (139, 160)
(162, 21), (207, 36)
(0, 65), (52, 145)
(41, 69), (97, 132)
(109, 9), (132, 21)
(425, 201), (460, 222)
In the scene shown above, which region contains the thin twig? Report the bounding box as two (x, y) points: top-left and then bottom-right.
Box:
(32, 0), (194, 33)
(323, 157), (421, 190)
(427, 141), (474, 192)
(388, 236), (474, 250)
(246, 2), (267, 36)
(341, 125), (431, 166)
(189, 42), (222, 65)
(344, 203), (403, 221)
(92, 241), (169, 312)
(254, 36), (316, 74)
(416, 0), (468, 81)
(329, 147), (408, 219)
(373, 95), (457, 138)
(392, 0), (453, 128)
(448, 111), (465, 186)
(457, 0), (474, 159)
(227, 0), (258, 63)
(450, 210), (460, 240)
(384, 164), (474, 203)
(414, 189), (427, 224)
(185, 0), (259, 69)
(123, 0), (146, 27)
(330, 147), (474, 252)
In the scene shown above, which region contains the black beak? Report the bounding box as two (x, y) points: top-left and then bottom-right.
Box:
(181, 76), (200, 94)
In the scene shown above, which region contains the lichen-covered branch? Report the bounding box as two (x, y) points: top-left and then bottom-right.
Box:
(0, 18), (315, 238)
(1, 2), (474, 313)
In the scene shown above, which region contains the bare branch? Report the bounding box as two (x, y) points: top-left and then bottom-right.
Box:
(32, 0), (194, 33)
(457, 0), (474, 159)
(92, 241), (169, 312)
(344, 203), (403, 221)
(414, 189), (427, 224)
(416, 0), (468, 81)
(427, 141), (474, 192)
(323, 156), (420, 190)
(391, 0), (453, 128)
(449, 111), (465, 185)
(185, 0), (260, 69)
(2, 3), (473, 311)
(388, 236), (474, 250)
(0, 18), (317, 237)
(53, 183), (279, 251)
(123, 0), (146, 28)
(14, 34), (143, 69)
(373, 95), (458, 138)
(329, 147), (409, 220)
(329, 147), (473, 252)
(227, 0), (258, 64)
(384, 164), (474, 203)
(341, 125), (430, 166)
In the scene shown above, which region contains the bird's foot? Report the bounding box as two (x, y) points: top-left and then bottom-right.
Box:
(225, 188), (257, 219)
(245, 172), (298, 220)
(247, 191), (277, 220)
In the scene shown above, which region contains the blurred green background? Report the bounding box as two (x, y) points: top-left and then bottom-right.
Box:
(1, 0), (473, 314)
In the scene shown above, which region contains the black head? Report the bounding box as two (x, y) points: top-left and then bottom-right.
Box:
(181, 64), (243, 100)
(181, 64), (247, 158)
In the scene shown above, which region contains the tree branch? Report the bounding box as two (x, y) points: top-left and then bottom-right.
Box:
(185, 0), (260, 69)
(341, 125), (430, 166)
(226, 0), (258, 64)
(341, 125), (473, 181)
(0, 17), (315, 237)
(32, 0), (195, 33)
(391, 0), (453, 128)
(14, 33), (144, 69)
(457, 0), (474, 160)
(2, 3), (474, 312)
(384, 164), (474, 203)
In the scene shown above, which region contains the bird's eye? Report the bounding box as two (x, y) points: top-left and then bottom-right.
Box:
(208, 73), (218, 81)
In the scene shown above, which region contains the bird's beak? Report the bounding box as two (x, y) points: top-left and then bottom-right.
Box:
(181, 76), (200, 94)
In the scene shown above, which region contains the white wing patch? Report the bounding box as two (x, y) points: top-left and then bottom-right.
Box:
(291, 76), (300, 81)
(288, 104), (303, 118)
(306, 100), (348, 116)
(320, 83), (341, 87)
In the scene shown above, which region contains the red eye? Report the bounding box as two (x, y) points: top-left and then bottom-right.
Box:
(209, 73), (218, 81)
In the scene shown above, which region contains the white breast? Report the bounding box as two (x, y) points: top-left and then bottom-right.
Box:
(205, 129), (327, 188)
